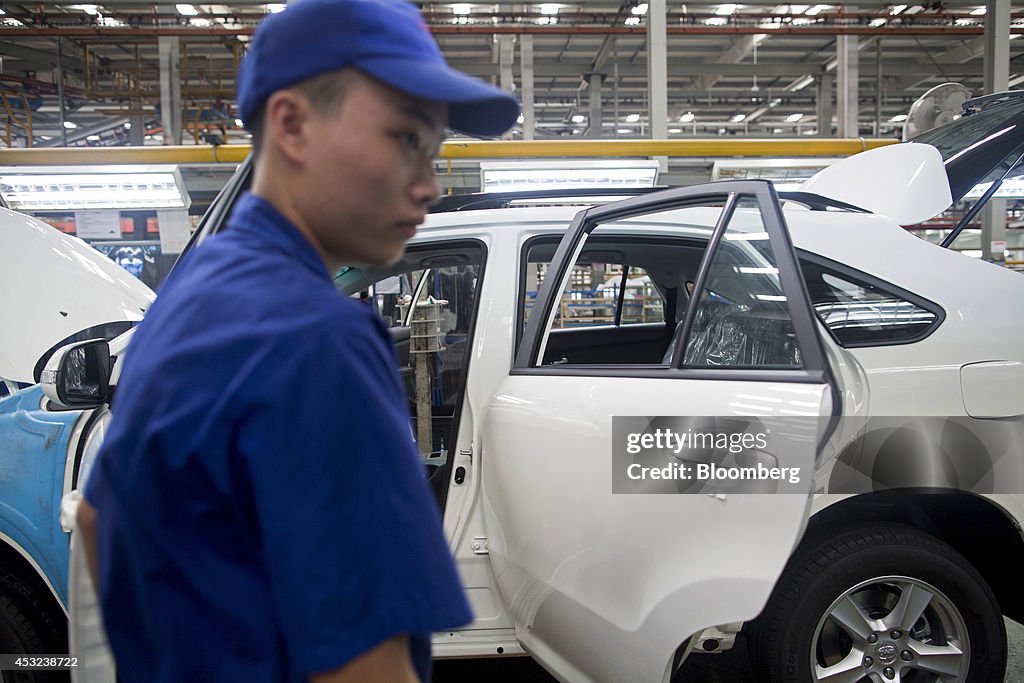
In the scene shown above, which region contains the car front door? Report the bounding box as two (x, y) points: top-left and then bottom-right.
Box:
(481, 181), (838, 682)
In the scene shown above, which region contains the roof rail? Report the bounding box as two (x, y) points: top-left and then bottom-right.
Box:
(429, 187), (664, 213)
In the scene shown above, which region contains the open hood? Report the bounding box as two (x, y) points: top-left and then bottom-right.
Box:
(798, 91), (1024, 225)
(0, 207), (155, 385)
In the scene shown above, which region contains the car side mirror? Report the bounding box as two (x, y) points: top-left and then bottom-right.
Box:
(40, 339), (112, 408)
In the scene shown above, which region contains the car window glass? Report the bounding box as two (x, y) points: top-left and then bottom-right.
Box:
(799, 259), (938, 346)
(682, 196), (803, 369)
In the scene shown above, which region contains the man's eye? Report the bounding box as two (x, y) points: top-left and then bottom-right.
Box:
(400, 132), (421, 150)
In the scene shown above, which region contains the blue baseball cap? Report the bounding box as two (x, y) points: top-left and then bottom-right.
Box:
(236, 0), (520, 137)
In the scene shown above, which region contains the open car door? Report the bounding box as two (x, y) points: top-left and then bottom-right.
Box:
(481, 181), (838, 682)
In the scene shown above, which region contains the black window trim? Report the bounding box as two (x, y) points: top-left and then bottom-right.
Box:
(797, 250), (946, 348)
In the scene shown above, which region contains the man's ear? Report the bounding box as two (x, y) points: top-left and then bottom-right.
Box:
(263, 89), (311, 166)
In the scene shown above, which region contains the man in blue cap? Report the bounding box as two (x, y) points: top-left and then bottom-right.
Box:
(76, 1), (519, 681)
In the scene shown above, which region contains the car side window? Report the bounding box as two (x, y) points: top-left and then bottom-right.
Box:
(799, 257), (941, 346)
(681, 197), (803, 369)
(524, 261), (665, 329)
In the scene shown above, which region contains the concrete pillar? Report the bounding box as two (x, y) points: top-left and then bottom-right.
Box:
(647, 0), (668, 173)
(587, 74), (604, 139)
(158, 37), (182, 145)
(836, 34), (859, 137)
(498, 35), (515, 140)
(981, 0), (1010, 261)
(520, 35), (535, 141)
(816, 74), (833, 137)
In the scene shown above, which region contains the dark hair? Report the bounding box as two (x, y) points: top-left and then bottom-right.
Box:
(246, 67), (357, 160)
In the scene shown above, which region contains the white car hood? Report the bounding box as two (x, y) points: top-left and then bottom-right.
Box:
(0, 207), (155, 384)
(796, 142), (953, 225)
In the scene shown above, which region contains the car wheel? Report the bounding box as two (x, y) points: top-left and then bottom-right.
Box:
(0, 569), (68, 683)
(752, 524), (1005, 683)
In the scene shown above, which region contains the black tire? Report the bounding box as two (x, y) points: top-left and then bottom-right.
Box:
(0, 569), (69, 683)
(752, 523), (1006, 683)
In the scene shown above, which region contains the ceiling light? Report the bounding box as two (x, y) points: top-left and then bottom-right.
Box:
(732, 113), (746, 122)
(624, 15), (641, 24)
(63, 121), (78, 129)
(0, 165), (191, 211)
(716, 3), (737, 15)
(451, 3), (472, 14)
(703, 16), (727, 25)
(679, 111), (695, 123)
(668, 127), (683, 134)
(480, 160), (660, 192)
(890, 113), (908, 122)
(718, 128), (727, 135)
(176, 4), (198, 16)
(773, 128), (783, 134)
(266, 3), (286, 12)
(86, 135), (100, 141)
(78, 5), (100, 15)
(969, 6), (985, 14)
(890, 4), (907, 14)
(190, 17), (211, 26)
(805, 4), (828, 15)
(786, 112), (804, 122)
(617, 128), (631, 134)
(790, 75), (814, 91)
(517, 113), (525, 124)
(0, 8), (5, 14)
(571, 114), (586, 123)
(123, 122), (131, 129)
(625, 113), (640, 123)
(869, 17), (886, 26)
(788, 4), (809, 12)
(632, 3), (649, 14)
(538, 3), (560, 14)
(234, 118), (244, 127)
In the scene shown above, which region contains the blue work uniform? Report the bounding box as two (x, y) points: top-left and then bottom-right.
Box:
(85, 192), (472, 682)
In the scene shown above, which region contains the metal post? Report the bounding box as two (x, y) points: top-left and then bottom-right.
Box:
(498, 35), (514, 141)
(158, 37), (183, 145)
(520, 35), (535, 141)
(56, 39), (68, 146)
(875, 38), (883, 137)
(981, 0), (1010, 262)
(836, 33), (859, 137)
(816, 74), (833, 137)
(587, 74), (603, 139)
(647, 0), (668, 173)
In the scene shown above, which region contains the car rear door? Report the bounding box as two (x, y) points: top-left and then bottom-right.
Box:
(480, 181), (838, 682)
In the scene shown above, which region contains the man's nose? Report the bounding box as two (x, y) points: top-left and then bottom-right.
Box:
(411, 158), (442, 207)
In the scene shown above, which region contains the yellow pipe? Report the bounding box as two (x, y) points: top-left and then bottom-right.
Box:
(0, 138), (898, 166)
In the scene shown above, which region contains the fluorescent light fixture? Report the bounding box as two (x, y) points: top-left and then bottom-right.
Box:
(890, 4), (907, 14)
(668, 127), (683, 133)
(716, 3), (738, 15)
(789, 4), (809, 12)
(786, 112), (804, 122)
(63, 121), (78, 129)
(176, 4), (198, 16)
(890, 113), (908, 122)
(625, 113), (640, 123)
(632, 3), (649, 14)
(78, 4), (100, 15)
(538, 3), (559, 14)
(617, 128), (631, 134)
(773, 128), (783, 134)
(571, 114), (586, 123)
(86, 135), (100, 141)
(190, 17), (211, 26)
(123, 122), (131, 129)
(869, 17), (886, 26)
(452, 3), (472, 14)
(732, 113), (747, 122)
(0, 165), (191, 211)
(805, 4), (828, 14)
(480, 160), (660, 192)
(969, 6), (985, 14)
(679, 111), (695, 123)
(704, 16), (727, 25)
(234, 118), (244, 127)
(0, 8), (5, 14)
(516, 113), (525, 124)
(625, 15), (641, 24)
(266, 3), (286, 12)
